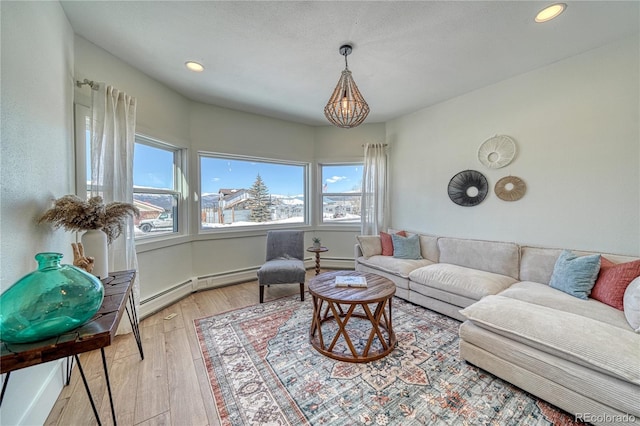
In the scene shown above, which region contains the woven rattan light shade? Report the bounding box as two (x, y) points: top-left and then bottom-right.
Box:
(324, 69), (370, 128)
(324, 45), (370, 129)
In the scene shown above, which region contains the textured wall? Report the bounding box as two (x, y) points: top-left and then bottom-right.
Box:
(387, 36), (640, 256)
(0, 2), (76, 424)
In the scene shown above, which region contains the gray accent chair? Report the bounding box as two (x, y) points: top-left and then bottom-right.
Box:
(257, 230), (306, 303)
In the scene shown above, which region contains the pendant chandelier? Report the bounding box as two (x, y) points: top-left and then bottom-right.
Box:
(324, 44), (370, 129)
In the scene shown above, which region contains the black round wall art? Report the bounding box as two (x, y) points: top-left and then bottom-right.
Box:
(448, 170), (488, 207)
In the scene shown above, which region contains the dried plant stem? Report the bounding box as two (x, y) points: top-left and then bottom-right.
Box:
(39, 195), (139, 244)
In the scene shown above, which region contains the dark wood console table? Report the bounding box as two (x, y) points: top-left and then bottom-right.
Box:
(0, 270), (143, 426)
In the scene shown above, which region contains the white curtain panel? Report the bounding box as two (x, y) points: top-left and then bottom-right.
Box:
(360, 143), (388, 235)
(90, 84), (139, 334)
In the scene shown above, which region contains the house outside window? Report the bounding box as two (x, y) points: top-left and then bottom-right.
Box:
(133, 136), (183, 239)
(319, 163), (362, 224)
(199, 153), (308, 230)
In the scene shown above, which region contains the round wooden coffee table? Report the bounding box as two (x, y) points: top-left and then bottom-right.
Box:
(308, 271), (396, 363)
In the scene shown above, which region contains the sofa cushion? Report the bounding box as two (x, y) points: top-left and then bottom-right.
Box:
(392, 234), (422, 259)
(380, 230), (406, 256)
(357, 255), (434, 278)
(417, 235), (439, 263)
(591, 257), (640, 310)
(356, 261), (412, 292)
(499, 281), (631, 331)
(549, 250), (601, 299)
(408, 263), (517, 301)
(437, 237), (519, 279)
(356, 235), (382, 258)
(460, 295), (640, 385)
(459, 321), (640, 418)
(409, 282), (478, 308)
(624, 277), (640, 332)
(519, 246), (562, 284)
(520, 246), (639, 285)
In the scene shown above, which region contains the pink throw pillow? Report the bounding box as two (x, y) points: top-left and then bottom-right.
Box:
(380, 230), (407, 256)
(591, 257), (640, 310)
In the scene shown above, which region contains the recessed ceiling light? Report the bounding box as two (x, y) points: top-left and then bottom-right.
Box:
(535, 3), (566, 23)
(185, 61), (204, 72)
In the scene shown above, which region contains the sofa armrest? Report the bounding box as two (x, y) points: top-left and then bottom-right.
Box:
(355, 243), (364, 259)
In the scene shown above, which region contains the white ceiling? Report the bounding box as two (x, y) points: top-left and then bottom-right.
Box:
(60, 1), (639, 126)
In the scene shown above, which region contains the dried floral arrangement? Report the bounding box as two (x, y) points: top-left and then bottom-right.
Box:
(39, 195), (139, 244)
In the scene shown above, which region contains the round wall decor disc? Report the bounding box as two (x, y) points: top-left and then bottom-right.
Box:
(448, 170), (488, 207)
(478, 135), (516, 169)
(495, 176), (526, 201)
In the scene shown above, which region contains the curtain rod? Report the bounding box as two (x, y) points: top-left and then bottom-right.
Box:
(75, 79), (99, 90)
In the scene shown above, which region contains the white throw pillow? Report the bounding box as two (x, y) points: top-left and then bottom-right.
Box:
(623, 276), (640, 333)
(356, 235), (382, 258)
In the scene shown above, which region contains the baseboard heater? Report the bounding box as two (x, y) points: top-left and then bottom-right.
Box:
(140, 279), (194, 305)
(139, 259), (354, 317)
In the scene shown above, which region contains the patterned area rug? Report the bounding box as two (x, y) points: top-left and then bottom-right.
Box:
(195, 295), (583, 426)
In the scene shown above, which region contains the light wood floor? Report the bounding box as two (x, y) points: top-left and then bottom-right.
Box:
(45, 270), (323, 426)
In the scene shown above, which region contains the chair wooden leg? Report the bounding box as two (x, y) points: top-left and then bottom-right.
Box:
(260, 285), (264, 303)
(299, 283), (305, 302)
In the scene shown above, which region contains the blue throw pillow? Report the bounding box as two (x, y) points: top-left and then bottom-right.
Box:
(391, 234), (423, 260)
(549, 250), (601, 299)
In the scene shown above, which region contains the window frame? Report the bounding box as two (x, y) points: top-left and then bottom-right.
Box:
(74, 103), (188, 246)
(198, 152), (310, 233)
(133, 134), (187, 242)
(317, 161), (363, 228)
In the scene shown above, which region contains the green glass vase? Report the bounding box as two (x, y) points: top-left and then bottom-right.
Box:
(0, 252), (104, 344)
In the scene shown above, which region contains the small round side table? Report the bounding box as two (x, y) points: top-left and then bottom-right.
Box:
(306, 246), (328, 275)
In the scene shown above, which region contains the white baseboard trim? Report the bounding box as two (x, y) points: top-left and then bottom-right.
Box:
(317, 258), (354, 270)
(139, 258), (356, 319)
(3, 360), (66, 426)
(139, 279), (195, 318)
(195, 269), (258, 292)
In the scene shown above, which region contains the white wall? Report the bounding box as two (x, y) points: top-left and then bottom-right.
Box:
(5, 5), (637, 424)
(0, 2), (75, 424)
(74, 36), (196, 305)
(313, 123), (386, 160)
(387, 36), (639, 256)
(74, 36), (192, 145)
(73, 37), (374, 306)
(188, 102), (315, 285)
(313, 123), (387, 259)
(187, 114), (389, 294)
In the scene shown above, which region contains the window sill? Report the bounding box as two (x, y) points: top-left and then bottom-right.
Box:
(194, 224), (313, 241)
(316, 223), (361, 232)
(134, 224), (358, 253)
(135, 234), (191, 253)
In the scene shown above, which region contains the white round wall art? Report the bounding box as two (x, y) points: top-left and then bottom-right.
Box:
(478, 135), (517, 169)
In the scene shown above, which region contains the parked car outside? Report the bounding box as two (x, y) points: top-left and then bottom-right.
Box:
(139, 212), (173, 233)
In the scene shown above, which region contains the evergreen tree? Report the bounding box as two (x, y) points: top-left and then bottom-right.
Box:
(248, 174), (271, 222)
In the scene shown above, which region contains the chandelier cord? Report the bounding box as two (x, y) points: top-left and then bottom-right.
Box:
(344, 52), (349, 70)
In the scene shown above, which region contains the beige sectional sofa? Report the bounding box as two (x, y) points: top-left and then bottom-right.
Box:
(354, 233), (640, 426)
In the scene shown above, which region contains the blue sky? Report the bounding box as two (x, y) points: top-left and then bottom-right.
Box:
(200, 157), (305, 195)
(130, 144), (362, 195)
(133, 144), (175, 189)
(321, 164), (362, 194)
